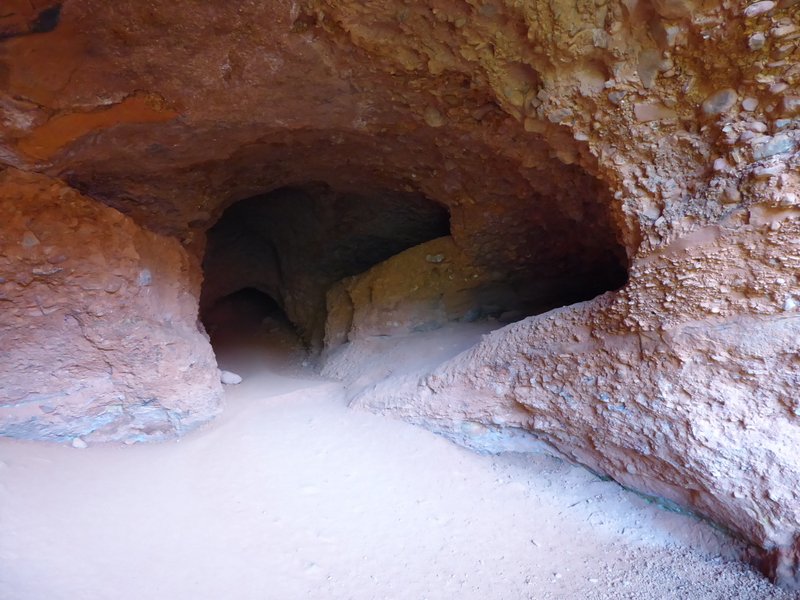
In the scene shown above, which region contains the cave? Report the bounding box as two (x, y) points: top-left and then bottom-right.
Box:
(199, 179), (629, 362)
(202, 287), (289, 342)
(2, 0), (800, 595)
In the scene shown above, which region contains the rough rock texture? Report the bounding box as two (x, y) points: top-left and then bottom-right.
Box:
(324, 236), (546, 349)
(0, 169), (222, 441)
(353, 244), (800, 584)
(1, 0), (799, 587)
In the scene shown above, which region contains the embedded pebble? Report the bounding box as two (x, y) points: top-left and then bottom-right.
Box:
(741, 97), (759, 111)
(608, 90), (626, 105)
(744, 0), (775, 16)
(461, 421), (487, 435)
(713, 157), (731, 172)
(748, 33), (766, 50)
(722, 186), (741, 204)
(778, 193), (798, 207)
(21, 231), (40, 248)
(770, 82), (789, 95)
(634, 102), (677, 122)
(423, 107), (445, 128)
(71, 437), (88, 449)
(772, 23), (798, 37)
(781, 96), (800, 116)
(220, 370), (243, 385)
(701, 89), (737, 116)
(637, 49), (662, 89)
(752, 134), (797, 159)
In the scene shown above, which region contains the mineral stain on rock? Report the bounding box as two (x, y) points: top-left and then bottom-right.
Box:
(0, 2), (62, 40)
(30, 3), (62, 34)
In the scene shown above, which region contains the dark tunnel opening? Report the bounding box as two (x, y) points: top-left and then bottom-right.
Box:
(202, 287), (289, 340)
(198, 176), (630, 365)
(199, 182), (453, 354)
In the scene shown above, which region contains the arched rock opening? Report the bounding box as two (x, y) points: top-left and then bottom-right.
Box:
(200, 183), (451, 352)
(199, 174), (628, 360)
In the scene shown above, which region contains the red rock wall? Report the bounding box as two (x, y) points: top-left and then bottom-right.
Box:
(0, 169), (222, 442)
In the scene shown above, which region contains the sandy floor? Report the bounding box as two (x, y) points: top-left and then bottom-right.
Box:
(1, 320), (798, 600)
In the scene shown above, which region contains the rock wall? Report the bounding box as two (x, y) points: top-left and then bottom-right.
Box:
(324, 236), (552, 348)
(352, 215), (800, 586)
(0, 0), (799, 587)
(0, 169), (222, 442)
(300, 0), (800, 586)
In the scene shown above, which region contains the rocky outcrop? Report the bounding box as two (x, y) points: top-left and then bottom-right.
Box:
(0, 0), (799, 587)
(351, 216), (800, 586)
(0, 169), (222, 442)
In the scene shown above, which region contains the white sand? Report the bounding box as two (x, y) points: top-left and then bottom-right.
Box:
(1, 322), (797, 600)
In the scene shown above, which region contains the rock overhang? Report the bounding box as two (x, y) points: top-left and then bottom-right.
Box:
(0, 0), (799, 588)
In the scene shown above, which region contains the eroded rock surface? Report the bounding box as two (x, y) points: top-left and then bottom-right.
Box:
(0, 0), (799, 587)
(0, 169), (222, 442)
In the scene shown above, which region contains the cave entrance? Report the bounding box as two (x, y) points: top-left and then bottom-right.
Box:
(199, 173), (630, 374)
(200, 285), (308, 377)
(199, 182), (453, 363)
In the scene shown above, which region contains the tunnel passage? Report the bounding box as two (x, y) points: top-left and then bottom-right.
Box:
(200, 183), (452, 351)
(200, 173), (629, 357)
(203, 287), (288, 339)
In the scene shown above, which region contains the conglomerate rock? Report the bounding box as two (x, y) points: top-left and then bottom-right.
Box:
(0, 0), (798, 587)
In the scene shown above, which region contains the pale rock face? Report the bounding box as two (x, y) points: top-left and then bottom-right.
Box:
(350, 220), (800, 586)
(0, 0), (799, 587)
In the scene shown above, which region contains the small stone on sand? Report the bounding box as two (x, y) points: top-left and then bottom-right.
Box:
(220, 370), (243, 385)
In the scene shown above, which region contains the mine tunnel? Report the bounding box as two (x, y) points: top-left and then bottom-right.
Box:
(198, 178), (629, 364)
